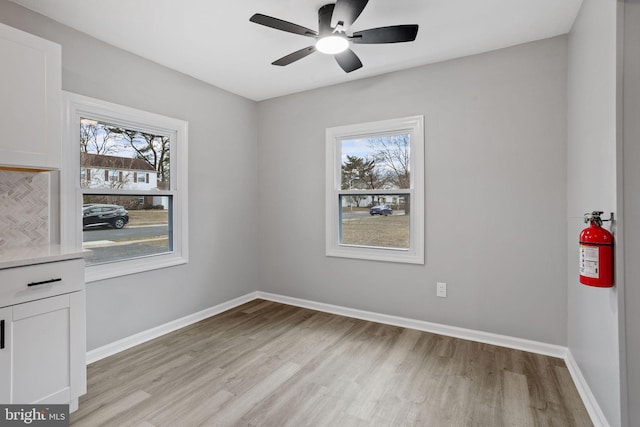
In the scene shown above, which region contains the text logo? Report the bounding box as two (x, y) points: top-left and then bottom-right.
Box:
(1, 405), (68, 426)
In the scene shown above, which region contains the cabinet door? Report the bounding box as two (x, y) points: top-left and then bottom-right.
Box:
(0, 22), (61, 170)
(0, 306), (10, 404)
(12, 294), (72, 404)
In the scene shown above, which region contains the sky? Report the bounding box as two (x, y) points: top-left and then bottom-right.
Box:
(341, 138), (375, 165)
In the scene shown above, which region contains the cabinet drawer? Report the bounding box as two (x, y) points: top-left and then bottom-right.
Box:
(0, 258), (84, 308)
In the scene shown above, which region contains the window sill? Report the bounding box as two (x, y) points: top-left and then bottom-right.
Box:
(85, 254), (187, 283)
(326, 246), (423, 264)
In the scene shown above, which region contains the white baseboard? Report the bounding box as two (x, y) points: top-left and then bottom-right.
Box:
(564, 350), (611, 427)
(85, 290), (604, 427)
(256, 291), (567, 358)
(85, 291), (258, 364)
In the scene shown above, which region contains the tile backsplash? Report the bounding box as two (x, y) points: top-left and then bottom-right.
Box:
(0, 170), (49, 249)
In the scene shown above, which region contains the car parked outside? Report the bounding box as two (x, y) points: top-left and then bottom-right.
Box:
(83, 204), (129, 229)
(369, 204), (393, 216)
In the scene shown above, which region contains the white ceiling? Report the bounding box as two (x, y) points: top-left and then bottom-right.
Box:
(10, 0), (583, 101)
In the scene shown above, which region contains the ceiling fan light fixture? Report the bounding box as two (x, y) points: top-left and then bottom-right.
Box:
(250, 0), (419, 73)
(316, 35), (349, 54)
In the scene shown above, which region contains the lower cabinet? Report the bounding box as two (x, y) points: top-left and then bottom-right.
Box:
(0, 291), (86, 411)
(0, 306), (10, 404)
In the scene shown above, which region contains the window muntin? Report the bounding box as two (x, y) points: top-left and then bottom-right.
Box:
(62, 92), (188, 282)
(326, 116), (424, 264)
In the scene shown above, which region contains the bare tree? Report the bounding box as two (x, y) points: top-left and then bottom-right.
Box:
(80, 120), (118, 155)
(369, 135), (411, 213)
(368, 135), (410, 188)
(139, 132), (170, 184)
(361, 156), (386, 201)
(105, 126), (170, 185)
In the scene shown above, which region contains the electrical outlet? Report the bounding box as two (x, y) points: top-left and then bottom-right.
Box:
(437, 282), (447, 298)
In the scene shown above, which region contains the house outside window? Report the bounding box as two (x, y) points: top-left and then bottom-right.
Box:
(325, 116), (424, 264)
(83, 153), (157, 190)
(62, 92), (189, 282)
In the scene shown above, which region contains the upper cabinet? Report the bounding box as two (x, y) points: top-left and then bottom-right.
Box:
(0, 23), (61, 170)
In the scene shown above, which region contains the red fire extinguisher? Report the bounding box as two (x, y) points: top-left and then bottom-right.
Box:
(579, 211), (614, 288)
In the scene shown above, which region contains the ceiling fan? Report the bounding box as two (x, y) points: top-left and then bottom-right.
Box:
(249, 0), (419, 73)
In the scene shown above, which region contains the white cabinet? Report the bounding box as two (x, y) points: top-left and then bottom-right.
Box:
(0, 306), (10, 404)
(0, 257), (86, 411)
(0, 22), (61, 170)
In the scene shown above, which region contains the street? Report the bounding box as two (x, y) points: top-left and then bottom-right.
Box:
(341, 211), (370, 220)
(83, 225), (168, 242)
(82, 224), (170, 265)
(341, 210), (405, 220)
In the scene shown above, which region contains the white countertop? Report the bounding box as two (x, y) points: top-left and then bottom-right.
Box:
(0, 244), (86, 270)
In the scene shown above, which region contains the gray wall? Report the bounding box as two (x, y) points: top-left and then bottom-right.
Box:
(258, 37), (568, 345)
(0, 0), (259, 350)
(566, 0), (622, 425)
(623, 0), (640, 424)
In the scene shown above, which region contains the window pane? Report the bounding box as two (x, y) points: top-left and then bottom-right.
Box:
(79, 118), (170, 190)
(82, 195), (172, 266)
(340, 194), (409, 249)
(341, 133), (410, 190)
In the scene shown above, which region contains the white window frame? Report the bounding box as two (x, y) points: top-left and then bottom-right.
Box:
(61, 92), (189, 282)
(325, 115), (424, 264)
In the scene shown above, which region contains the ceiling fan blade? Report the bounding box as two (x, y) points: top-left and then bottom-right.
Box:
(335, 49), (363, 73)
(272, 46), (317, 66)
(250, 14), (318, 37)
(352, 25), (419, 44)
(331, 0), (369, 28)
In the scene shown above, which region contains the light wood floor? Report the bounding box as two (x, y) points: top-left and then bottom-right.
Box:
(71, 300), (592, 426)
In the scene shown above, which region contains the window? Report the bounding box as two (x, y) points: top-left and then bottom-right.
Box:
(107, 170), (119, 183)
(136, 172), (148, 184)
(62, 92), (188, 282)
(326, 116), (424, 264)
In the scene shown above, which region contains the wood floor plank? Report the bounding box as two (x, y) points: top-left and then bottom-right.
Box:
(146, 382), (235, 426)
(502, 370), (535, 427)
(553, 365), (595, 427)
(71, 300), (591, 426)
(346, 328), (422, 421)
(74, 390), (151, 427)
(211, 361), (301, 426)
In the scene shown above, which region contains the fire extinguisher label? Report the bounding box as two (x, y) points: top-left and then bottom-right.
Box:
(580, 245), (599, 278)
